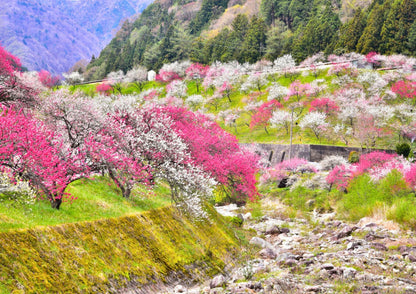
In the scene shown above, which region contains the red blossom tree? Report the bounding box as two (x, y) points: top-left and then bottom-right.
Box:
(391, 80), (416, 101)
(38, 70), (59, 88)
(250, 100), (283, 134)
(0, 45), (37, 107)
(0, 107), (87, 209)
(309, 98), (339, 115)
(161, 106), (260, 205)
(96, 82), (113, 95)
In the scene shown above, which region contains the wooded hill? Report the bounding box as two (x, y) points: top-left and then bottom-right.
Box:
(86, 0), (416, 80)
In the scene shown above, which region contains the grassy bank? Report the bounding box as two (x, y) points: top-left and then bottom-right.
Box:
(0, 205), (239, 293)
(0, 177), (171, 232)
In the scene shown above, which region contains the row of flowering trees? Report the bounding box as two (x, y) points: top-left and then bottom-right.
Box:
(117, 52), (415, 150)
(0, 46), (259, 215)
(259, 151), (416, 194)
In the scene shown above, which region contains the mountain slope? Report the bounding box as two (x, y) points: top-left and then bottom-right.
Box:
(0, 0), (153, 74)
(87, 0), (416, 79)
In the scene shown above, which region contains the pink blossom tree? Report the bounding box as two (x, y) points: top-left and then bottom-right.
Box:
(38, 70), (59, 88)
(391, 80), (416, 102)
(161, 106), (259, 205)
(286, 80), (311, 102)
(185, 63), (209, 93)
(0, 45), (37, 107)
(309, 98), (339, 115)
(0, 106), (87, 209)
(250, 100), (283, 134)
(96, 82), (113, 95)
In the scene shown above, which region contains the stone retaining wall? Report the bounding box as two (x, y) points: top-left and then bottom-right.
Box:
(243, 144), (394, 164)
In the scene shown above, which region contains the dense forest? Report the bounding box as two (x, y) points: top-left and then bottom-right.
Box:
(85, 0), (416, 80)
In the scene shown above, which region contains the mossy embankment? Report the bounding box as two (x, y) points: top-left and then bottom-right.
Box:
(0, 205), (240, 293)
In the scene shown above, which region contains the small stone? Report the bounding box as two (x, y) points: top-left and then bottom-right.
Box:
(174, 285), (186, 293)
(364, 222), (378, 228)
(342, 267), (357, 279)
(336, 225), (358, 239)
(280, 227), (290, 234)
(236, 213), (244, 223)
(321, 263), (335, 270)
(284, 259), (297, 267)
(372, 243), (388, 251)
(347, 241), (362, 250)
(265, 224), (281, 235)
(249, 237), (272, 249)
(243, 212), (252, 220)
(305, 285), (323, 292)
(210, 274), (227, 289)
(259, 247), (277, 259)
(247, 282), (263, 290)
(408, 254), (416, 262)
(306, 199), (315, 208)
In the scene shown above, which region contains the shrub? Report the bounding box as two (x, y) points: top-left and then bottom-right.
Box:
(348, 151), (360, 163)
(320, 155), (348, 171)
(396, 142), (411, 158)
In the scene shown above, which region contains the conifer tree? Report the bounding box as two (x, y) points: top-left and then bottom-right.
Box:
(356, 3), (385, 54)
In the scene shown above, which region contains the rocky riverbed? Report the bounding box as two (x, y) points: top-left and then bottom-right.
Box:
(161, 197), (416, 293)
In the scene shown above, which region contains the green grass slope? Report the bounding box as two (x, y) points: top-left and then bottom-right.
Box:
(0, 205), (239, 293)
(0, 177), (171, 232)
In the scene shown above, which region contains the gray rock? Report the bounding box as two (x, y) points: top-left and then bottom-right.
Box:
(321, 263), (335, 270)
(243, 212), (252, 220)
(265, 224), (281, 235)
(280, 227), (290, 234)
(342, 267), (357, 279)
(408, 254), (416, 262)
(250, 237), (272, 249)
(174, 285), (186, 293)
(259, 247), (277, 259)
(336, 225), (358, 239)
(210, 274), (227, 289)
(347, 241), (362, 250)
(372, 243), (388, 251)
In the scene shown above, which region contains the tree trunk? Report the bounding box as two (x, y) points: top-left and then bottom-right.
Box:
(51, 198), (62, 210)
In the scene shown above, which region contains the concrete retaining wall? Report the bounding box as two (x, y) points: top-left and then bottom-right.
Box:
(243, 144), (394, 164)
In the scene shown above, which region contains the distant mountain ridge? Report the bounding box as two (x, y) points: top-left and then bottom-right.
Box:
(0, 0), (153, 74)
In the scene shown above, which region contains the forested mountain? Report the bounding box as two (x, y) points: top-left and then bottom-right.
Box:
(87, 0), (416, 80)
(0, 0), (153, 74)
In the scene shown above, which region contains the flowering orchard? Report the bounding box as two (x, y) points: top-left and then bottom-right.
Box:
(0, 46), (259, 214)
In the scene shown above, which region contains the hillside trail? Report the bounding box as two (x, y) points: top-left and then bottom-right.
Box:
(163, 196), (416, 294)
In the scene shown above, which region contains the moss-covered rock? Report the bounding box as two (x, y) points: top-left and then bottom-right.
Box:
(0, 206), (239, 293)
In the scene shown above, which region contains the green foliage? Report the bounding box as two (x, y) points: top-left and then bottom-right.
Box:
(225, 215), (244, 227)
(274, 186), (333, 213)
(338, 171), (413, 221)
(0, 177), (171, 231)
(88, 0), (416, 75)
(189, 0), (229, 35)
(0, 205), (239, 293)
(396, 142), (411, 158)
(348, 151), (360, 163)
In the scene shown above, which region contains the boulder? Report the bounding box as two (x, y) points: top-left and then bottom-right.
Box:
(210, 274), (227, 289)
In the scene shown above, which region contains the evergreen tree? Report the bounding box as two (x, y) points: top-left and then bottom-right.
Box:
(292, 4), (340, 62)
(265, 20), (293, 60)
(408, 20), (416, 54)
(380, 0), (404, 54)
(356, 3), (385, 54)
(241, 16), (267, 63)
(334, 8), (367, 52)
